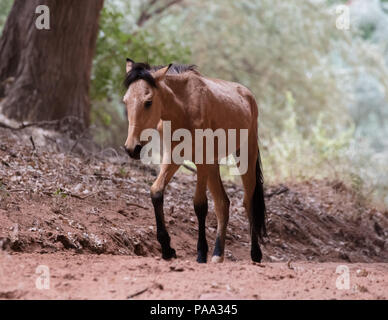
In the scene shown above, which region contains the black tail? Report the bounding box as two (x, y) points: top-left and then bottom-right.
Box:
(251, 149), (267, 240)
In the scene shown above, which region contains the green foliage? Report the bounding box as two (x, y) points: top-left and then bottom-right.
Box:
(262, 91), (354, 181)
(90, 3), (191, 146)
(150, 0), (388, 207)
(0, 0), (13, 34)
(54, 188), (67, 198)
(326, 0), (347, 4)
(359, 22), (377, 40)
(91, 6), (190, 101)
(158, 0), (359, 137)
(117, 167), (127, 177)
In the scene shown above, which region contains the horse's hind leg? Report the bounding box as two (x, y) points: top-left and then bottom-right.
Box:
(207, 164), (230, 263)
(240, 141), (266, 263)
(194, 165), (209, 263)
(151, 163), (180, 260)
(241, 163), (261, 262)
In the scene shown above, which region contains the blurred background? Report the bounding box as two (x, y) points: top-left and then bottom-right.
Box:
(0, 0), (387, 208)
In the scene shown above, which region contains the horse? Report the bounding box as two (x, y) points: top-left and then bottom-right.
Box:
(122, 58), (266, 263)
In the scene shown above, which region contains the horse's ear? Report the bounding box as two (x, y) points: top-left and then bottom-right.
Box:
(153, 64), (172, 82)
(126, 58), (134, 73)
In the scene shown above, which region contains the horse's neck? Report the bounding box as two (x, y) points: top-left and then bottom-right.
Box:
(159, 76), (188, 126)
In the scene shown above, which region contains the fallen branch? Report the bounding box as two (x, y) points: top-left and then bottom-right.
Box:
(0, 116), (83, 131)
(0, 122), (16, 130)
(0, 120), (59, 131)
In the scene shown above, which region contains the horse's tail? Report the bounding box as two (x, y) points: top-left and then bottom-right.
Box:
(251, 148), (267, 240)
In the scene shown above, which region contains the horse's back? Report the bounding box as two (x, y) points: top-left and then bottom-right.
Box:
(198, 75), (258, 131)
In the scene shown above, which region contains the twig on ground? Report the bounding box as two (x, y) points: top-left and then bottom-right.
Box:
(126, 202), (149, 210)
(1, 160), (10, 167)
(42, 190), (97, 200)
(265, 186), (289, 198)
(182, 163), (197, 173)
(127, 287), (149, 299)
(29, 136), (36, 151)
(7, 189), (28, 193)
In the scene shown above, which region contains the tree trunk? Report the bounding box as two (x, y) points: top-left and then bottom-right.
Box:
(0, 0), (104, 128)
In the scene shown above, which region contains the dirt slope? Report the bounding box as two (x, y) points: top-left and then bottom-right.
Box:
(0, 127), (387, 300)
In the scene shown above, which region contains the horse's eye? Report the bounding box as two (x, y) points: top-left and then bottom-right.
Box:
(145, 100), (152, 108)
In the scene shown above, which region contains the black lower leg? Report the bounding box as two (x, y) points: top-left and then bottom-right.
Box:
(213, 235), (223, 257)
(194, 201), (208, 263)
(151, 191), (176, 260)
(250, 229), (262, 262)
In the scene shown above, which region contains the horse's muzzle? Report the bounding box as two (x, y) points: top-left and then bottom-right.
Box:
(125, 144), (142, 160)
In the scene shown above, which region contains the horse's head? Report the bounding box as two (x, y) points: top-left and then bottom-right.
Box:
(123, 59), (171, 159)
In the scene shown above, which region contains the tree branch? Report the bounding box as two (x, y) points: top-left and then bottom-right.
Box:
(137, 0), (184, 27)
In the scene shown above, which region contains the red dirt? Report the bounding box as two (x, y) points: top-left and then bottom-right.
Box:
(0, 127), (387, 299)
(1, 253), (387, 300)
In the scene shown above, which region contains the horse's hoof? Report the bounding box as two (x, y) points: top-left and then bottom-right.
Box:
(162, 248), (177, 260)
(211, 255), (224, 263)
(251, 250), (262, 263)
(196, 255), (207, 264)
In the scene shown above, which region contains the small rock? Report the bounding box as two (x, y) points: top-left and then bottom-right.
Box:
(356, 269), (368, 277)
(269, 255), (283, 262)
(154, 283), (164, 290)
(63, 273), (76, 280)
(170, 265), (184, 272)
(355, 284), (369, 293)
(252, 262), (266, 268)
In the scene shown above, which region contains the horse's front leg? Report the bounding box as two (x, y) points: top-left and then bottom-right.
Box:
(151, 163), (180, 260)
(194, 165), (209, 263)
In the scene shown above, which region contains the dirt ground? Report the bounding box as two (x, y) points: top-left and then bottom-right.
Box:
(0, 127), (387, 300)
(0, 253), (387, 300)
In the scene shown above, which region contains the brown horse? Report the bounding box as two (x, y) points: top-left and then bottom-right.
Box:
(123, 59), (266, 263)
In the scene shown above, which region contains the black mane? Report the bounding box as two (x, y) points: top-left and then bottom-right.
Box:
(124, 62), (156, 89)
(123, 63), (198, 89)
